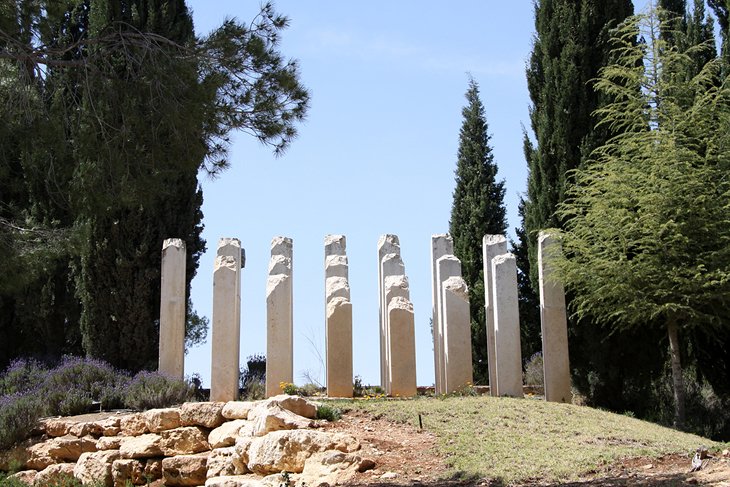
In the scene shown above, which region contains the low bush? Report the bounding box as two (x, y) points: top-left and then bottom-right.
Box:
(523, 352), (544, 386)
(124, 371), (195, 410)
(0, 393), (44, 450)
(0, 359), (48, 396)
(316, 404), (342, 422)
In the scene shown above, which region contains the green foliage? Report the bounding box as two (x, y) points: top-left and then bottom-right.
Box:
(0, 0), (308, 372)
(240, 354), (266, 400)
(558, 9), (730, 427)
(512, 200), (542, 363)
(0, 393), (44, 451)
(523, 352), (544, 387)
(123, 371), (194, 411)
(448, 78), (506, 384)
(315, 404), (342, 422)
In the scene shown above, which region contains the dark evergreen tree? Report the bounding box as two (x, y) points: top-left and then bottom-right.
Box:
(449, 78), (506, 385)
(0, 0), (309, 371)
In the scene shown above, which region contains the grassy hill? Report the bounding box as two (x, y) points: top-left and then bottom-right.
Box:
(335, 395), (726, 484)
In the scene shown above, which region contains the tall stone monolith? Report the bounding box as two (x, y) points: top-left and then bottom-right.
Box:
(482, 235), (508, 396)
(380, 251), (405, 395)
(159, 238), (186, 379)
(491, 253), (523, 398)
(441, 276), (473, 393)
(211, 238), (242, 402)
(437, 254), (468, 394)
(266, 237), (293, 398)
(431, 234), (453, 395)
(377, 235), (400, 391)
(538, 231), (571, 403)
(325, 235), (352, 397)
(388, 296), (417, 397)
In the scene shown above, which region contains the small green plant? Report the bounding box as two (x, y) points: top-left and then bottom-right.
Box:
(353, 375), (364, 397)
(316, 404), (342, 422)
(279, 382), (299, 395)
(523, 352), (544, 387)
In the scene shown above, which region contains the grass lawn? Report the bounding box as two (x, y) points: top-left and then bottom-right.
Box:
(332, 395), (723, 484)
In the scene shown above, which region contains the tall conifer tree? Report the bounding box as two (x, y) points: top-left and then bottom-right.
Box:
(449, 78), (506, 385)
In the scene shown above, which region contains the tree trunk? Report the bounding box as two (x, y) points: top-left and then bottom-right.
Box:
(667, 319), (686, 429)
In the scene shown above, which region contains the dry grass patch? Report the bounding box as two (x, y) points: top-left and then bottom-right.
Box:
(334, 395), (722, 484)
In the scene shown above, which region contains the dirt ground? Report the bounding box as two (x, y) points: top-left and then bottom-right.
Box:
(323, 410), (730, 487)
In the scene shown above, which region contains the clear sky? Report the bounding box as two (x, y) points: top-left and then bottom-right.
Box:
(184, 1), (649, 389)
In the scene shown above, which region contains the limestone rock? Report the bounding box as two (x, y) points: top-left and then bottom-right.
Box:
(98, 417), (122, 437)
(161, 454), (207, 486)
(68, 421), (104, 438)
(250, 403), (312, 437)
(119, 434), (163, 459)
(42, 418), (71, 437)
(268, 395), (317, 419)
(247, 429), (359, 475)
(221, 401), (255, 420)
(34, 463), (75, 485)
(97, 436), (123, 451)
(233, 436), (253, 473)
(205, 476), (265, 487)
(74, 450), (120, 487)
(144, 407), (181, 433)
(26, 435), (97, 468)
(180, 402), (225, 428)
(112, 459), (144, 487)
(159, 426), (210, 455)
(120, 413), (148, 436)
(209, 419), (248, 448)
(358, 457), (376, 472)
(298, 451), (361, 487)
(8, 470), (37, 485)
(207, 446), (248, 478)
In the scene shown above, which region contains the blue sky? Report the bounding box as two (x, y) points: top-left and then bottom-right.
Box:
(184, 1), (649, 389)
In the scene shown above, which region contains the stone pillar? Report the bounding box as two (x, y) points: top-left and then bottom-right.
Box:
(538, 231), (571, 403)
(491, 253), (523, 398)
(441, 276), (473, 393)
(437, 255), (471, 393)
(431, 235), (453, 395)
(211, 238), (242, 402)
(388, 296), (417, 397)
(325, 235), (352, 397)
(482, 235), (508, 396)
(159, 238), (186, 379)
(377, 235), (400, 391)
(380, 251), (405, 395)
(266, 237), (293, 398)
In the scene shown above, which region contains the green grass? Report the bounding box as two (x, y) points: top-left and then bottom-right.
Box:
(333, 395), (723, 485)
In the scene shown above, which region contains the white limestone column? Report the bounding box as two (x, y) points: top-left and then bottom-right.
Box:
(377, 235), (400, 391)
(538, 231), (571, 403)
(431, 235), (453, 395)
(483, 235), (508, 396)
(211, 238), (242, 402)
(159, 238), (186, 379)
(491, 253), (523, 398)
(441, 276), (473, 393)
(266, 237), (293, 398)
(436, 254), (464, 394)
(325, 235), (352, 397)
(388, 296), (417, 397)
(380, 252), (405, 395)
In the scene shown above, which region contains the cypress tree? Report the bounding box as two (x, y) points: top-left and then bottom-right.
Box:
(449, 78), (506, 385)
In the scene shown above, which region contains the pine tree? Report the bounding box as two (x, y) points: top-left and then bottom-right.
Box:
(523, 0), (633, 283)
(449, 78), (506, 385)
(558, 10), (730, 427)
(0, 0), (309, 371)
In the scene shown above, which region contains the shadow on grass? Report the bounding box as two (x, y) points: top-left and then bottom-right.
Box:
(343, 470), (708, 486)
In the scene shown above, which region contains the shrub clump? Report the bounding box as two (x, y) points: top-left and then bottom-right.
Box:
(124, 371), (195, 410)
(0, 356), (196, 450)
